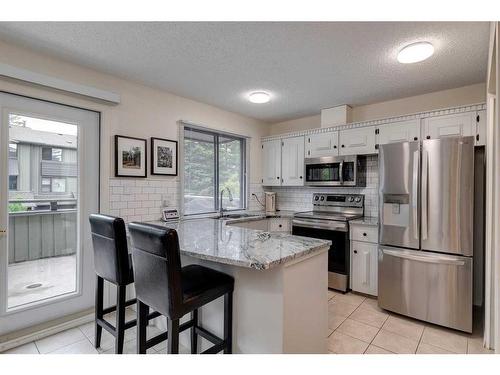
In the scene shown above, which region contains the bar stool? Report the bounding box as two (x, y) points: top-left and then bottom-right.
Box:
(128, 222), (235, 354)
(89, 214), (160, 354)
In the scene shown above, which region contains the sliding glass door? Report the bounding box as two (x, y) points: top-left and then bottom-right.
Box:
(0, 93), (99, 336)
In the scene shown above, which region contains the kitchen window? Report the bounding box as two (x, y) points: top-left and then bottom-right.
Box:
(41, 177), (66, 193)
(183, 126), (246, 215)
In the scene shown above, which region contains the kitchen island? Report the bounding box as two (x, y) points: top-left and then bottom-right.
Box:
(141, 217), (331, 354)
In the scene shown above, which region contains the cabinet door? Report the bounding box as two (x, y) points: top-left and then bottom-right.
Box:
(351, 241), (378, 296)
(339, 127), (377, 155)
(282, 136), (305, 186)
(305, 131), (338, 157)
(423, 112), (475, 140)
(262, 140), (281, 186)
(476, 109), (486, 146)
(377, 119), (421, 146)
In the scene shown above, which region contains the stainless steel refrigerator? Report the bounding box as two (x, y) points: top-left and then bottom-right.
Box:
(378, 136), (474, 333)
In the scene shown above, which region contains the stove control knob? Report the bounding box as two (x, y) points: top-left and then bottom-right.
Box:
(314, 196), (320, 201)
(355, 197), (362, 202)
(348, 196), (354, 202)
(320, 196), (325, 201)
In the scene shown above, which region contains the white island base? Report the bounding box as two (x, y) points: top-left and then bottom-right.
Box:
(154, 248), (329, 354)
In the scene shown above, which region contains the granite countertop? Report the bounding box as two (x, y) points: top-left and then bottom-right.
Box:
(135, 218), (331, 270)
(350, 217), (379, 226)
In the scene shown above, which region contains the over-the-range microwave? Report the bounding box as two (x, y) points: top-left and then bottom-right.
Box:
(304, 155), (366, 187)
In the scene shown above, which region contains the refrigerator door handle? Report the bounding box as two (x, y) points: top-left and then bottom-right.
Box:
(412, 149), (419, 240)
(382, 248), (466, 266)
(421, 149), (428, 240)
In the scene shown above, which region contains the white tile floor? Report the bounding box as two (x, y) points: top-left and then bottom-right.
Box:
(8, 255), (76, 308)
(1, 291), (495, 354)
(327, 290), (494, 354)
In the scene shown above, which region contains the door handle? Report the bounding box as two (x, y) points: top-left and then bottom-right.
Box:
(412, 149), (419, 240)
(382, 248), (465, 266)
(339, 161), (344, 184)
(421, 149), (428, 240)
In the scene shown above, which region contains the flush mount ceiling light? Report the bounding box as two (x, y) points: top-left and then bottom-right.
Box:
(248, 91), (271, 104)
(397, 42), (435, 64)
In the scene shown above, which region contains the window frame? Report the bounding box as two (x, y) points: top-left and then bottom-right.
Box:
(181, 123), (248, 217)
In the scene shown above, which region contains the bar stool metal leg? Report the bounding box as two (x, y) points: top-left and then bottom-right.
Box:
(190, 309), (198, 354)
(115, 285), (126, 354)
(94, 276), (104, 348)
(137, 300), (149, 354)
(167, 318), (180, 354)
(223, 292), (233, 354)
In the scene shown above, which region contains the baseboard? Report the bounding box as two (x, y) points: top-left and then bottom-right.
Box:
(0, 309), (94, 353)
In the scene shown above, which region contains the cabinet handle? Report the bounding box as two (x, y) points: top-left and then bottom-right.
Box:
(414, 137), (418, 141)
(476, 134), (480, 141)
(426, 135), (431, 139)
(308, 150), (310, 155)
(353, 250), (358, 254)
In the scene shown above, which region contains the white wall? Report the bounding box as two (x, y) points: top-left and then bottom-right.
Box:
(0, 39), (270, 220)
(269, 83), (486, 135)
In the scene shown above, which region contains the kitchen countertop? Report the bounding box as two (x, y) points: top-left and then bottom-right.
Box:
(139, 217), (331, 270)
(350, 217), (379, 226)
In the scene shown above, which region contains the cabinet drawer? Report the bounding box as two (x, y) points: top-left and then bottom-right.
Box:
(269, 218), (291, 232)
(350, 225), (378, 243)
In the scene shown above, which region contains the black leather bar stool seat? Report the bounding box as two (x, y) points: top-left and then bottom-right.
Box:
(89, 214), (160, 354)
(128, 222), (234, 354)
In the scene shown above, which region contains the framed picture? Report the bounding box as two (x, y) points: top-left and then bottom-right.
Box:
(151, 137), (178, 176)
(115, 135), (147, 177)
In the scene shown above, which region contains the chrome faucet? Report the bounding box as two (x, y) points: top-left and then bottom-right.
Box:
(219, 187), (233, 217)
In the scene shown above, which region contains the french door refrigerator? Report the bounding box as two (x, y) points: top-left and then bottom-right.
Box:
(378, 136), (474, 332)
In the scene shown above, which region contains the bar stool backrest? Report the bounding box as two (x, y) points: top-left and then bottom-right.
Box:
(128, 222), (183, 318)
(89, 214), (131, 285)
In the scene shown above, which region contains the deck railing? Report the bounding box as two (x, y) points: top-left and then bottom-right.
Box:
(8, 198), (77, 264)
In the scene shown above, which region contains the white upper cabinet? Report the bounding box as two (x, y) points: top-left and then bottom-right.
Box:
(261, 139), (281, 186)
(422, 112), (475, 140)
(305, 131), (338, 157)
(377, 119), (421, 145)
(339, 127), (377, 155)
(476, 109), (486, 146)
(281, 136), (305, 186)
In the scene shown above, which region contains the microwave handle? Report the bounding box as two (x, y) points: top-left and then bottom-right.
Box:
(339, 161), (344, 184)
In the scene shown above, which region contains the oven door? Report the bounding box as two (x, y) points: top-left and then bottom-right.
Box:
(292, 219), (350, 291)
(304, 157), (342, 186)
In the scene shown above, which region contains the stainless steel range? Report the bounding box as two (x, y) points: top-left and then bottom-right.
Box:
(292, 193), (364, 292)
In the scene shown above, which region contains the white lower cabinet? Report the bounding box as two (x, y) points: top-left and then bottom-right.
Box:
(268, 218), (291, 232)
(350, 222), (378, 296)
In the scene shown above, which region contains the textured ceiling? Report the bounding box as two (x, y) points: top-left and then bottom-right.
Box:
(0, 22), (489, 123)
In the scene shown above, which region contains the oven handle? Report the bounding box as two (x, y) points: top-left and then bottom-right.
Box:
(292, 219), (348, 232)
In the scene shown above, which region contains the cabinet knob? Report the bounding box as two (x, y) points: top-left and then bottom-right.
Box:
(414, 137), (418, 141)
(426, 135), (431, 139)
(279, 224), (282, 228)
(341, 144), (345, 148)
(276, 177), (280, 180)
(353, 250), (358, 254)
(363, 232), (367, 236)
(299, 176), (303, 179)
(334, 145), (337, 149)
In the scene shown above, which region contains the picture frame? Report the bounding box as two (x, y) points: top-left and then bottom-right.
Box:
(114, 135), (147, 178)
(151, 137), (178, 176)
